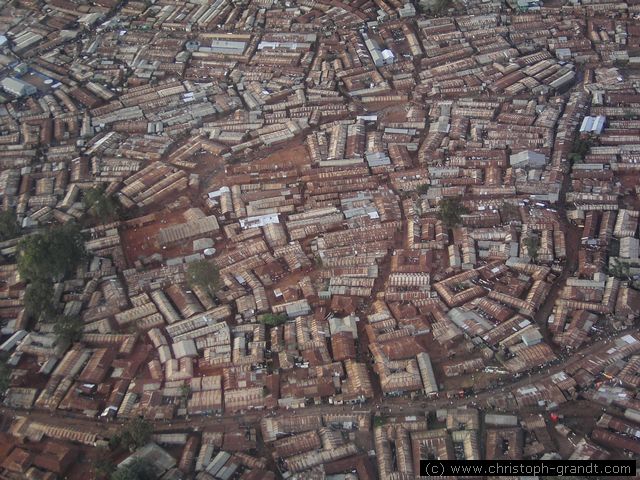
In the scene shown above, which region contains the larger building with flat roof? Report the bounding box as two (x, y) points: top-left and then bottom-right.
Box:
(1, 77), (36, 97)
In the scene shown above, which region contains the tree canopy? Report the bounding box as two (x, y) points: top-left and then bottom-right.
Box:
(416, 183), (429, 195)
(0, 360), (11, 395)
(418, 0), (452, 14)
(437, 197), (469, 228)
(110, 458), (155, 480)
(569, 136), (593, 164)
(525, 235), (540, 262)
(180, 384), (192, 401)
(0, 210), (20, 242)
(259, 313), (288, 326)
(18, 223), (85, 283)
(110, 418), (153, 452)
(500, 202), (521, 223)
(609, 257), (632, 281)
(84, 187), (121, 223)
(23, 279), (55, 318)
(186, 260), (220, 294)
(53, 314), (84, 344)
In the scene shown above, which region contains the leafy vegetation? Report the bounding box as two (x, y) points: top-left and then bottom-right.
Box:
(0, 210), (20, 242)
(53, 314), (84, 344)
(23, 279), (55, 318)
(500, 202), (521, 223)
(437, 197), (469, 228)
(0, 359), (11, 395)
(431, 0), (452, 14)
(417, 0), (452, 15)
(569, 136), (593, 164)
(18, 223), (85, 320)
(180, 384), (192, 402)
(416, 183), (429, 195)
(84, 187), (121, 223)
(186, 260), (220, 294)
(111, 458), (155, 480)
(110, 418), (153, 452)
(259, 313), (288, 326)
(17, 222), (85, 283)
(373, 416), (386, 428)
(525, 235), (540, 262)
(608, 258), (633, 282)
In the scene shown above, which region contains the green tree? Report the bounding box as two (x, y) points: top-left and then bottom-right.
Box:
(418, 0), (452, 14)
(23, 279), (55, 318)
(500, 202), (521, 223)
(609, 257), (631, 280)
(84, 187), (121, 223)
(0, 360), (11, 395)
(53, 314), (83, 344)
(111, 418), (153, 452)
(569, 136), (593, 164)
(433, 0), (452, 13)
(416, 183), (429, 195)
(186, 260), (220, 294)
(373, 416), (386, 428)
(18, 222), (85, 282)
(525, 235), (540, 262)
(180, 384), (192, 402)
(0, 210), (20, 242)
(111, 458), (156, 480)
(437, 197), (469, 228)
(259, 313), (288, 326)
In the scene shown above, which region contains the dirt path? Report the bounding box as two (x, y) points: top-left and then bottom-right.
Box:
(533, 167), (581, 351)
(1, 330), (632, 443)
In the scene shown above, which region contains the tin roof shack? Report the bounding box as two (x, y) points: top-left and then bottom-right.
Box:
(278, 428), (360, 475)
(328, 315), (358, 361)
(157, 208), (219, 247)
(370, 344), (423, 397)
(188, 382), (223, 416)
(336, 360), (374, 404)
(1, 0), (640, 469)
(31, 441), (78, 476)
(117, 443), (176, 477)
(485, 428), (524, 460)
(510, 150), (548, 168)
(375, 418), (430, 477)
(416, 352), (438, 395)
(2, 447), (32, 475)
